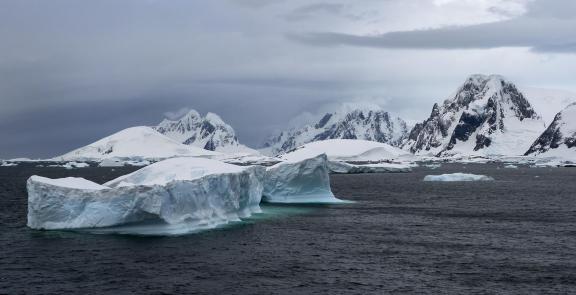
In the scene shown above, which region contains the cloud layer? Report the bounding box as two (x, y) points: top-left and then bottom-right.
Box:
(0, 0), (575, 158)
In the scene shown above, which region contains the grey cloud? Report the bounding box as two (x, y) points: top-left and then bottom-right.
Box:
(228, 0), (283, 8)
(284, 3), (344, 21)
(289, 0), (576, 53)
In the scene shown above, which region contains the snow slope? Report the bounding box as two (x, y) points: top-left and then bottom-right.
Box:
(525, 103), (576, 161)
(55, 126), (219, 161)
(522, 87), (576, 125)
(404, 74), (546, 157)
(280, 139), (410, 162)
(261, 103), (408, 156)
(155, 109), (258, 154)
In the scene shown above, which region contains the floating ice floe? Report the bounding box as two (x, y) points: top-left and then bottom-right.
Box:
(424, 164), (442, 169)
(98, 158), (151, 167)
(327, 161), (412, 174)
(27, 158), (265, 234)
(47, 162), (90, 169)
(1, 162), (18, 167)
(263, 154), (344, 203)
(423, 173), (494, 182)
(504, 164), (519, 169)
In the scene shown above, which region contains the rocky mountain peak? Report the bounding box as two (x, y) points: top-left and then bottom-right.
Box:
(403, 74), (545, 156)
(261, 103), (408, 156)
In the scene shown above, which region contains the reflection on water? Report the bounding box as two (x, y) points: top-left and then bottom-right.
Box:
(77, 204), (322, 236)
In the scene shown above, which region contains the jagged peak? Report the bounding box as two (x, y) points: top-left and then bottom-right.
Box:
(465, 74), (507, 85)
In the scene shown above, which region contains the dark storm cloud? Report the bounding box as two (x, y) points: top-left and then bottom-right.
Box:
(290, 0), (576, 53)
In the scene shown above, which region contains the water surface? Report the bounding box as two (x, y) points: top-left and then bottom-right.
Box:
(1, 163), (576, 294)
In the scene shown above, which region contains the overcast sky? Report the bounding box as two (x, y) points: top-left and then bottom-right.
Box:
(1, 0), (575, 158)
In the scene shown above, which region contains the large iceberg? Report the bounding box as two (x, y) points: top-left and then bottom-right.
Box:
(27, 158), (265, 234)
(263, 154), (344, 203)
(423, 173), (494, 182)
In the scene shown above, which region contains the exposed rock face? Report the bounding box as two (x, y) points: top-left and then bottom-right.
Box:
(155, 110), (255, 154)
(262, 103), (408, 156)
(403, 74), (545, 156)
(525, 103), (576, 157)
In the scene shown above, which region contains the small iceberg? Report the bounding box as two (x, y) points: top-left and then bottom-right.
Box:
(327, 161), (412, 174)
(27, 158), (265, 234)
(263, 154), (345, 204)
(423, 173), (494, 182)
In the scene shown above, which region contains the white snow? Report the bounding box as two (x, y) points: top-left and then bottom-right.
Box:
(1, 162), (17, 167)
(423, 173), (494, 182)
(155, 110), (257, 155)
(30, 176), (108, 190)
(55, 126), (219, 161)
(261, 102), (408, 156)
(522, 87), (576, 125)
(404, 75), (547, 157)
(105, 157), (247, 187)
(263, 154), (344, 203)
(27, 157), (265, 234)
(280, 139), (409, 162)
(527, 103), (576, 161)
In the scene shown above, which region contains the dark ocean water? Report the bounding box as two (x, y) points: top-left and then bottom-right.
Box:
(1, 163), (576, 294)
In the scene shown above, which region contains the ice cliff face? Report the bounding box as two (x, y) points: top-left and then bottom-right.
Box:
(27, 155), (348, 234)
(155, 110), (256, 154)
(525, 103), (576, 158)
(261, 103), (408, 156)
(27, 158), (265, 233)
(263, 154), (343, 203)
(403, 74), (545, 156)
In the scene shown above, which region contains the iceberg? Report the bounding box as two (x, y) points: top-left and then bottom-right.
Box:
(27, 158), (265, 234)
(263, 154), (344, 203)
(328, 161), (412, 174)
(423, 173), (494, 182)
(47, 162), (90, 169)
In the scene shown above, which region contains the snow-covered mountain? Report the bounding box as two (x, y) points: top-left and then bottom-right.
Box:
(155, 110), (257, 154)
(525, 103), (576, 159)
(403, 74), (546, 156)
(261, 103), (409, 156)
(56, 126), (218, 161)
(522, 87), (576, 124)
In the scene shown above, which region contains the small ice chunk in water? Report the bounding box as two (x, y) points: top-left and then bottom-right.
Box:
(423, 173), (494, 182)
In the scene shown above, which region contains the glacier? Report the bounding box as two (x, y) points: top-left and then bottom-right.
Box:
(423, 173), (494, 182)
(263, 154), (344, 203)
(27, 158), (265, 234)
